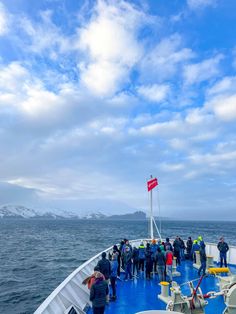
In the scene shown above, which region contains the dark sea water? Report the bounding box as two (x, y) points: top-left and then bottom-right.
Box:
(0, 219), (236, 314)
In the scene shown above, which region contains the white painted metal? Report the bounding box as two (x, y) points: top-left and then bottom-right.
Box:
(34, 240), (236, 314)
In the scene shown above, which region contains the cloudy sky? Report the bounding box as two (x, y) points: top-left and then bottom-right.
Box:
(0, 0), (236, 219)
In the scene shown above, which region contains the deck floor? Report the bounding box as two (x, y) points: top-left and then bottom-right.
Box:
(88, 261), (236, 314)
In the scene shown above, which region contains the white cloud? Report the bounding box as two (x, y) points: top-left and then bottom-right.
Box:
(0, 62), (28, 91)
(140, 34), (194, 82)
(79, 60), (128, 97)
(137, 84), (170, 102)
(77, 0), (144, 96)
(183, 54), (223, 85)
(187, 0), (217, 10)
(160, 162), (185, 172)
(0, 3), (9, 35)
(134, 119), (183, 137)
(207, 76), (236, 96)
(189, 150), (236, 166)
(206, 94), (236, 121)
(19, 10), (71, 58)
(0, 62), (78, 119)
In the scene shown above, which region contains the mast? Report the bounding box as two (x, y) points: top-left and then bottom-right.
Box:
(147, 175), (158, 239)
(150, 182), (154, 239)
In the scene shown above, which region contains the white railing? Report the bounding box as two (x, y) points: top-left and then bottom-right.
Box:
(34, 239), (236, 314)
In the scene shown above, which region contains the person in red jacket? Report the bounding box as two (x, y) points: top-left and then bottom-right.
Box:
(165, 245), (173, 283)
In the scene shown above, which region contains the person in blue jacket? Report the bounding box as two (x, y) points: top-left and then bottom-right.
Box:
(191, 240), (200, 263)
(110, 254), (118, 300)
(138, 242), (145, 272)
(150, 239), (158, 272)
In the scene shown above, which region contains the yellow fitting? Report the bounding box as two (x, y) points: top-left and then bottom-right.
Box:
(160, 281), (169, 286)
(208, 267), (229, 274)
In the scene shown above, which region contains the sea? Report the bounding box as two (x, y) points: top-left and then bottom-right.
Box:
(0, 219), (236, 314)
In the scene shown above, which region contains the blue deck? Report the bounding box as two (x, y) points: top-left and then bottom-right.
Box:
(88, 261), (236, 314)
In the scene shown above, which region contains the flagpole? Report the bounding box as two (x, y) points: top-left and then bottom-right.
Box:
(150, 187), (153, 239)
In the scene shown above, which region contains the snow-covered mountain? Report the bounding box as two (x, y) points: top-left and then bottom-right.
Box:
(0, 205), (146, 220)
(0, 205), (105, 219)
(0, 205), (39, 218)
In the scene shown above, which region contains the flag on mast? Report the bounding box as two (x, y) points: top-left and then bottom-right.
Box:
(147, 177), (158, 191)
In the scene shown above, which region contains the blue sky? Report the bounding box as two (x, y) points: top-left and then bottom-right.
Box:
(0, 0), (236, 219)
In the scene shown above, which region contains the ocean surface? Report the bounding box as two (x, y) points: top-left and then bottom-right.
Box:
(0, 219), (236, 314)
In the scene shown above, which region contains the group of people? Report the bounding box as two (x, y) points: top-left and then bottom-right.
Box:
(86, 236), (229, 314)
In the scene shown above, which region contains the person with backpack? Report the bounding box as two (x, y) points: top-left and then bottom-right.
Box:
(138, 242), (145, 272)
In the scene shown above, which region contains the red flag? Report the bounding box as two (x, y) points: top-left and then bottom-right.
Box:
(147, 178), (158, 191)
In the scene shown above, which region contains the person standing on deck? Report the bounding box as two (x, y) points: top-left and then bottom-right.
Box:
(165, 246), (173, 283)
(179, 237), (186, 260)
(119, 240), (125, 269)
(156, 247), (166, 282)
(90, 271), (109, 314)
(164, 238), (173, 251)
(132, 246), (139, 277)
(217, 237), (229, 267)
(110, 254), (118, 301)
(123, 246), (133, 280)
(173, 236), (181, 265)
(191, 240), (200, 263)
(186, 237), (193, 260)
(97, 252), (111, 281)
(198, 242), (207, 277)
(145, 243), (153, 280)
(151, 239), (158, 273)
(112, 245), (121, 277)
(138, 242), (145, 272)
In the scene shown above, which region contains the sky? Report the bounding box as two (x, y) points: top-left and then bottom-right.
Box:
(0, 0), (236, 219)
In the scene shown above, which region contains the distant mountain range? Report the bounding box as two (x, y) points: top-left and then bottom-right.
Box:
(0, 205), (150, 220)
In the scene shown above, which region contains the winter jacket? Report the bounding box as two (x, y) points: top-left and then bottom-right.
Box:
(166, 250), (173, 266)
(110, 260), (118, 277)
(97, 258), (111, 280)
(217, 242), (229, 253)
(156, 251), (166, 266)
(138, 245), (145, 259)
(90, 279), (108, 308)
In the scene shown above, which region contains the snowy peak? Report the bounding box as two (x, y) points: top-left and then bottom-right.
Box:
(0, 205), (38, 218)
(83, 211), (107, 219)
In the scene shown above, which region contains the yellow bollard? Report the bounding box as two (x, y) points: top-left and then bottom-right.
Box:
(208, 267), (229, 274)
(160, 281), (170, 298)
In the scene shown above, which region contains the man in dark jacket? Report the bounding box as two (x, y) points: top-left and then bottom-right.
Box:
(123, 246), (133, 280)
(156, 247), (166, 282)
(186, 237), (193, 260)
(173, 236), (181, 265)
(90, 272), (108, 314)
(198, 243), (207, 276)
(217, 237), (229, 267)
(97, 252), (111, 280)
